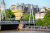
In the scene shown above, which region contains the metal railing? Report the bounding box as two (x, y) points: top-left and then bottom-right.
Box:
(0, 20), (36, 25)
(22, 26), (50, 30)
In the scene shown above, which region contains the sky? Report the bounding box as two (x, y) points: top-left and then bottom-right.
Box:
(0, 0), (50, 9)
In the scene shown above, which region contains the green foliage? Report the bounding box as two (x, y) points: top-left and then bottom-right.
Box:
(23, 13), (35, 20)
(35, 19), (43, 26)
(5, 9), (15, 20)
(36, 11), (50, 26)
(44, 11), (50, 19)
(42, 19), (48, 26)
(43, 11), (50, 26)
(23, 13), (29, 20)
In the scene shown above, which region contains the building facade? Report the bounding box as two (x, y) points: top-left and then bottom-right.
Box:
(46, 8), (50, 11)
(10, 3), (39, 20)
(33, 5), (39, 13)
(10, 4), (24, 20)
(35, 8), (46, 20)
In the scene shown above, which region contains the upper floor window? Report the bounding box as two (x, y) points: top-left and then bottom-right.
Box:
(17, 6), (23, 10)
(25, 7), (28, 11)
(11, 7), (15, 10)
(34, 8), (37, 11)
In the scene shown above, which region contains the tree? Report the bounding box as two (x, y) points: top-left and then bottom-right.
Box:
(42, 11), (50, 26)
(42, 19), (48, 26)
(23, 13), (35, 20)
(44, 11), (50, 19)
(35, 19), (43, 26)
(23, 13), (29, 20)
(36, 11), (50, 26)
(5, 9), (15, 20)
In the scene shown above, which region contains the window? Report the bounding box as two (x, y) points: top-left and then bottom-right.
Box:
(17, 6), (23, 10)
(11, 7), (15, 10)
(34, 8), (37, 11)
(25, 7), (28, 11)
